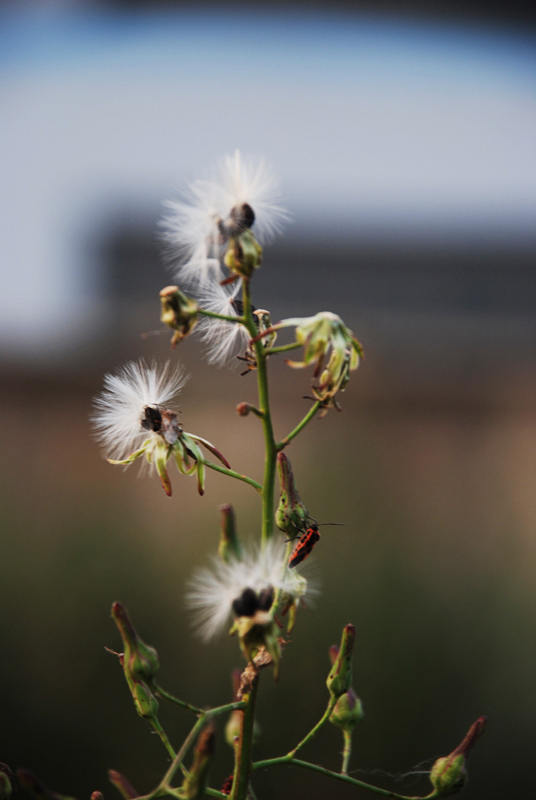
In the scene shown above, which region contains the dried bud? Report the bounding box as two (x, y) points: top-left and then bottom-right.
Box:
(329, 688), (364, 732)
(326, 624), (355, 699)
(160, 285), (199, 346)
(107, 771), (138, 800)
(0, 766), (12, 800)
(275, 453), (309, 537)
(180, 723), (216, 800)
(429, 717), (486, 797)
(218, 504), (242, 563)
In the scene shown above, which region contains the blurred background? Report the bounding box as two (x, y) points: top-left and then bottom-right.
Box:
(1, 1), (535, 798)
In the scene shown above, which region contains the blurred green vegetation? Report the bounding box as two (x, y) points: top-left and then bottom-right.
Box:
(0, 349), (535, 800)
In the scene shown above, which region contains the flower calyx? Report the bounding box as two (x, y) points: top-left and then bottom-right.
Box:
(429, 717), (487, 797)
(160, 285), (199, 347)
(230, 586), (283, 680)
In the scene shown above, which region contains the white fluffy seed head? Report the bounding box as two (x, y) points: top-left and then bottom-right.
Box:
(186, 539), (315, 641)
(91, 359), (188, 461)
(192, 279), (250, 368)
(162, 151), (288, 285)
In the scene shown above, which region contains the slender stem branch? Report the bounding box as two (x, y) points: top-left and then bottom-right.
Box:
(198, 309), (245, 324)
(277, 402), (321, 451)
(341, 730), (352, 776)
(230, 679), (259, 800)
(241, 278), (277, 547)
(252, 758), (437, 800)
(266, 342), (302, 356)
(204, 460), (262, 493)
(207, 701), (247, 717)
(205, 790), (228, 799)
(153, 684), (203, 715)
(287, 698), (336, 758)
(149, 716), (176, 760)
(162, 715), (207, 787)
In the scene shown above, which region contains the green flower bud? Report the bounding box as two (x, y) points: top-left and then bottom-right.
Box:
(218, 504), (242, 564)
(224, 230), (263, 278)
(107, 771), (138, 800)
(329, 688), (364, 732)
(159, 285), (199, 347)
(111, 602), (159, 685)
(0, 765), (13, 800)
(326, 624), (355, 699)
(429, 717), (486, 797)
(181, 724), (215, 800)
(275, 453), (309, 537)
(132, 679), (159, 718)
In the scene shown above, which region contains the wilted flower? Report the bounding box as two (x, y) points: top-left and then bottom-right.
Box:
(91, 360), (230, 496)
(253, 312), (363, 411)
(162, 150), (288, 284)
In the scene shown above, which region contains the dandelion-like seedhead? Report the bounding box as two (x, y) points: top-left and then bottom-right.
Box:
(91, 359), (188, 462)
(186, 540), (314, 641)
(162, 150), (288, 284)
(191, 279), (250, 368)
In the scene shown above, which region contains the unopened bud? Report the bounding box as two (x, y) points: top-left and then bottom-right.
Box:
(91, 793), (104, 800)
(429, 717), (486, 797)
(328, 644), (339, 665)
(111, 602), (159, 684)
(107, 771), (138, 800)
(132, 679), (159, 718)
(219, 505), (242, 563)
(0, 765), (12, 800)
(160, 286), (198, 346)
(181, 723), (215, 800)
(329, 688), (364, 732)
(236, 402), (251, 416)
(275, 453), (308, 537)
(326, 624), (355, 698)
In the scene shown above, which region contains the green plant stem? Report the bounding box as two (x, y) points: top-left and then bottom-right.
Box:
(204, 460), (262, 493)
(205, 790), (228, 799)
(230, 678), (259, 800)
(341, 729), (352, 776)
(277, 401), (321, 450)
(198, 309), (246, 324)
(149, 716), (176, 760)
(241, 278), (277, 547)
(153, 684), (203, 714)
(252, 758), (438, 800)
(266, 341), (302, 355)
(287, 698), (336, 758)
(162, 716), (207, 788)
